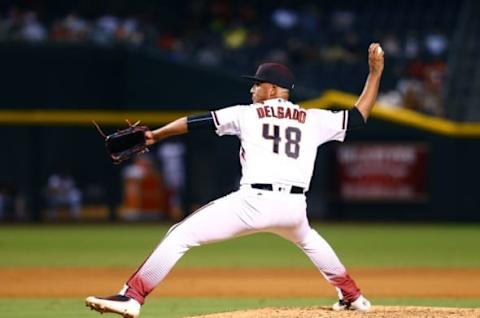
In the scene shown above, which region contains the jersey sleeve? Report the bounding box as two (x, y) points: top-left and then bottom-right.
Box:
(309, 109), (348, 145)
(211, 105), (245, 136)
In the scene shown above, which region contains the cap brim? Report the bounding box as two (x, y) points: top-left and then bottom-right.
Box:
(241, 75), (266, 82)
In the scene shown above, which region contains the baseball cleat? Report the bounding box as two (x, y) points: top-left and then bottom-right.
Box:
(85, 295), (141, 318)
(332, 295), (371, 312)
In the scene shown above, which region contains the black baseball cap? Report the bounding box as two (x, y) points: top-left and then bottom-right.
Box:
(242, 63), (295, 89)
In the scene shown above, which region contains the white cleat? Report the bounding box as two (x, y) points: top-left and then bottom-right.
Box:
(332, 295), (371, 312)
(85, 295), (141, 318)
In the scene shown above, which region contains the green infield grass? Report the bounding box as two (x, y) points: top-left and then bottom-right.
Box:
(0, 223), (479, 268)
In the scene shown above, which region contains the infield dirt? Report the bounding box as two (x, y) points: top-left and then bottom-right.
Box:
(1, 267), (480, 298)
(2, 267), (479, 317)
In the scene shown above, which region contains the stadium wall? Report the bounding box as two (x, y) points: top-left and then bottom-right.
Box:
(0, 45), (478, 221)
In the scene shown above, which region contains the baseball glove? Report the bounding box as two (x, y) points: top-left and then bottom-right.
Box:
(93, 120), (150, 165)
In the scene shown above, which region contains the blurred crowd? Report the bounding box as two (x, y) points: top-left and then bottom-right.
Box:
(40, 141), (186, 222)
(0, 0), (458, 117)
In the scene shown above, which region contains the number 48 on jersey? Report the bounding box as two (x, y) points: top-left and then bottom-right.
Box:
(262, 124), (301, 159)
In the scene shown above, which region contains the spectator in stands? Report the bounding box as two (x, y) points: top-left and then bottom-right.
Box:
(196, 44), (222, 66)
(115, 18), (144, 46)
(380, 54), (446, 117)
(330, 10), (356, 33)
(20, 11), (47, 42)
(404, 32), (420, 59)
(272, 6), (299, 31)
(92, 14), (119, 45)
(50, 13), (90, 43)
(156, 142), (186, 221)
(398, 57), (427, 112)
(422, 56), (446, 116)
(424, 30), (448, 58)
(45, 171), (82, 220)
(382, 33), (402, 59)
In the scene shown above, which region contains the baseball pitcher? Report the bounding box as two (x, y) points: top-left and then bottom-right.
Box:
(86, 43), (384, 318)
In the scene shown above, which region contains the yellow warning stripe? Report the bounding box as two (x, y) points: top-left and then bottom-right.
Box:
(0, 110), (196, 126)
(300, 90), (480, 138)
(0, 90), (479, 137)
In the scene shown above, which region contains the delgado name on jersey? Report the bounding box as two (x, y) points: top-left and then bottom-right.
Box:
(256, 104), (307, 124)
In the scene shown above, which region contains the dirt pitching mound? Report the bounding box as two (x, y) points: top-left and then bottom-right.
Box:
(188, 306), (480, 318)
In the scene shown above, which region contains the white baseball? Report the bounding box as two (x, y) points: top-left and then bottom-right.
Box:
(376, 46), (384, 55)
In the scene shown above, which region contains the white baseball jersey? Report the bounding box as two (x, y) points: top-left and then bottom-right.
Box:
(212, 98), (348, 190)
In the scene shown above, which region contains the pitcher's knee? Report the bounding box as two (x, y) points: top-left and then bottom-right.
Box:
(162, 227), (199, 251)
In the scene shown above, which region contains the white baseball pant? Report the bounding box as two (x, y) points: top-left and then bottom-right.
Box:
(121, 185), (360, 303)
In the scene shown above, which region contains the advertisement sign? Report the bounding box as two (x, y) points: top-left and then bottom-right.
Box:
(336, 143), (428, 201)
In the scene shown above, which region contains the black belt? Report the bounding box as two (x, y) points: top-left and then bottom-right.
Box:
(251, 183), (304, 194)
